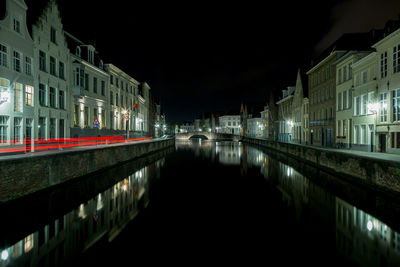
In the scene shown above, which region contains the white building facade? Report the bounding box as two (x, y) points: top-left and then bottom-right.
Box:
(65, 32), (109, 137)
(0, 0), (35, 148)
(218, 115), (240, 135)
(32, 0), (70, 142)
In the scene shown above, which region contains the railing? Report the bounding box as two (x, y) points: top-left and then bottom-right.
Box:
(309, 119), (334, 127)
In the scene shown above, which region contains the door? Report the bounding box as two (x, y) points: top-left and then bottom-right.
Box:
(379, 134), (386, 153)
(59, 119), (64, 139)
(25, 119), (32, 152)
(310, 132), (313, 145)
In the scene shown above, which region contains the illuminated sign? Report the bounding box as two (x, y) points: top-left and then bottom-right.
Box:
(0, 79), (10, 105)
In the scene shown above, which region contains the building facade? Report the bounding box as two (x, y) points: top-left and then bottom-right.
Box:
(104, 64), (139, 136)
(307, 51), (344, 147)
(218, 115), (240, 135)
(247, 115), (263, 137)
(65, 32), (109, 137)
(334, 51), (370, 148)
(0, 0), (35, 148)
(373, 27), (400, 153)
(276, 87), (294, 142)
(351, 52), (377, 152)
(292, 70), (305, 144)
(32, 0), (69, 142)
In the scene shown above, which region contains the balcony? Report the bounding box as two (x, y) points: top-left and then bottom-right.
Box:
(72, 85), (85, 98)
(310, 119), (334, 127)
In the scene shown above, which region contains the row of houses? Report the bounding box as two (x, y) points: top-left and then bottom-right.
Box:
(0, 0), (165, 151)
(259, 19), (400, 154)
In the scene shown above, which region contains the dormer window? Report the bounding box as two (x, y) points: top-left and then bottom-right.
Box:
(88, 49), (94, 64)
(13, 18), (21, 33)
(76, 46), (81, 57)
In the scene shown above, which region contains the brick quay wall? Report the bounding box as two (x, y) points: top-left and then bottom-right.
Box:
(243, 137), (400, 196)
(0, 138), (175, 203)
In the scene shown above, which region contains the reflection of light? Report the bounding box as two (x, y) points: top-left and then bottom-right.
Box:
(123, 184), (127, 191)
(367, 220), (373, 231)
(78, 204), (86, 219)
(97, 194), (103, 210)
(24, 234), (34, 252)
(1, 250), (8, 260)
(287, 167), (293, 177)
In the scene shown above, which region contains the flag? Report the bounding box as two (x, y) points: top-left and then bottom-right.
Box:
(135, 100), (138, 110)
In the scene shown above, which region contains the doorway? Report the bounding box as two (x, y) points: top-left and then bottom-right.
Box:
(379, 134), (386, 153)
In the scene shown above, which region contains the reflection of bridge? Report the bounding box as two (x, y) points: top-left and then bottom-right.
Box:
(175, 131), (241, 141)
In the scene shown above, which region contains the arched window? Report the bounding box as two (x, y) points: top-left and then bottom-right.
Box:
(76, 46), (81, 57)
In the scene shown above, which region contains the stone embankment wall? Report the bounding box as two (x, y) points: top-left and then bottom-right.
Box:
(0, 138), (175, 202)
(243, 137), (400, 195)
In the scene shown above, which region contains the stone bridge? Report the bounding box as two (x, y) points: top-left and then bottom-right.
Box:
(175, 131), (241, 141)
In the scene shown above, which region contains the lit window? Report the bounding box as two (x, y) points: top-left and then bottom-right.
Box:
(25, 85), (33, 106)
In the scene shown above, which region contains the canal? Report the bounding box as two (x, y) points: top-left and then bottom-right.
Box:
(1, 140), (400, 266)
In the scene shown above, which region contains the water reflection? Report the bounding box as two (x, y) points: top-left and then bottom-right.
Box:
(175, 140), (400, 266)
(0, 149), (168, 267)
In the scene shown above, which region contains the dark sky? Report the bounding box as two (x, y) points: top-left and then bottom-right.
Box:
(52, 0), (400, 123)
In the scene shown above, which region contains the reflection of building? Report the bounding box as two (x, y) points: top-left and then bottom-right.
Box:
(217, 142), (241, 165)
(0, 164), (158, 267)
(335, 198), (400, 265)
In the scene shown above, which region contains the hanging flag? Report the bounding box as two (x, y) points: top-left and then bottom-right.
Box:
(135, 100), (138, 110)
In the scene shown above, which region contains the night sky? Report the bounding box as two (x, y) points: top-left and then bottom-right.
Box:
(47, 0), (400, 123)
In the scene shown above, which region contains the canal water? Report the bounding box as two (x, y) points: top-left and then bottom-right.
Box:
(1, 140), (400, 266)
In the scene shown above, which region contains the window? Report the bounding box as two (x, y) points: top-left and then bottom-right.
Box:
(349, 63), (352, 79)
(361, 125), (367, 144)
(50, 56), (56, 76)
(362, 94), (367, 115)
(0, 44), (7, 67)
(50, 118), (56, 139)
(110, 91), (113, 105)
(381, 52), (388, 78)
(13, 82), (22, 112)
(74, 104), (79, 126)
(338, 69), (342, 84)
(39, 117), (46, 139)
(110, 75), (113, 85)
(343, 120), (347, 137)
(59, 61), (64, 79)
(50, 27), (56, 44)
(101, 80), (105, 96)
(25, 85), (33, 106)
(13, 18), (20, 33)
(93, 77), (97, 93)
(343, 90), (347, 109)
(59, 90), (64, 109)
(338, 92), (342, 111)
(343, 66), (347, 81)
(354, 125), (360, 144)
(94, 108), (98, 122)
(0, 116), (8, 143)
(337, 120), (341, 136)
(380, 93), (388, 122)
(39, 83), (46, 106)
(13, 117), (21, 143)
(13, 51), (21, 72)
(354, 96), (360, 116)
(367, 92), (374, 114)
(84, 106), (89, 127)
(394, 44), (400, 73)
(25, 57), (32, 75)
(361, 71), (367, 84)
(76, 46), (81, 57)
(85, 74), (89, 90)
(39, 51), (46, 71)
(116, 93), (118, 106)
(393, 89), (400, 121)
(50, 87), (56, 108)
